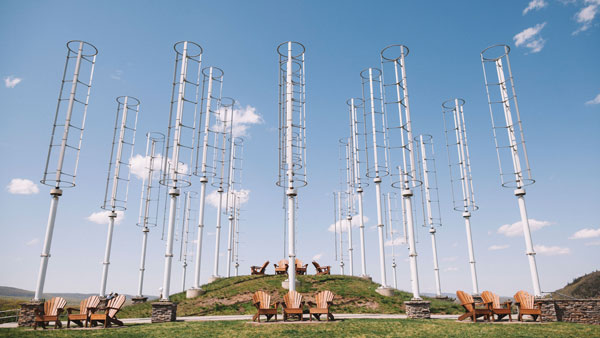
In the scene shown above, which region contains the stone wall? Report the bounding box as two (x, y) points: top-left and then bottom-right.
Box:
(537, 299), (600, 325)
(131, 296), (148, 305)
(151, 301), (177, 323)
(405, 300), (431, 319)
(18, 301), (43, 327)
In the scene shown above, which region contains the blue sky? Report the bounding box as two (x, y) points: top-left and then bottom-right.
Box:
(1, 0), (599, 298)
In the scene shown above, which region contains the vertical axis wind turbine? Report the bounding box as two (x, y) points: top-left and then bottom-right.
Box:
(233, 192), (242, 276)
(481, 45), (541, 296)
(442, 98), (480, 295)
(99, 96), (140, 297)
(277, 41), (307, 292)
(360, 67), (390, 289)
(347, 98), (370, 278)
(191, 66), (223, 292)
(226, 137), (244, 277)
(415, 134), (443, 297)
(210, 95), (234, 281)
(380, 44), (422, 299)
(159, 41), (202, 301)
(135, 132), (165, 300)
(179, 191), (198, 291)
(36, 40), (97, 301)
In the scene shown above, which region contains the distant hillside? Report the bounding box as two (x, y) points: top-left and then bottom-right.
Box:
(0, 286), (145, 303)
(554, 270), (600, 299)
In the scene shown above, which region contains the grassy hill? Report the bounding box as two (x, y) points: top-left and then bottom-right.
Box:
(119, 274), (462, 318)
(554, 270), (600, 299)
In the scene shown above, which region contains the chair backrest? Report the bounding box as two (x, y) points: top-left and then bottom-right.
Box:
(514, 290), (535, 310)
(315, 290), (334, 309)
(106, 294), (126, 318)
(312, 261), (321, 271)
(284, 290), (303, 309)
(456, 290), (474, 312)
(44, 297), (67, 316)
(276, 259), (288, 268)
(80, 295), (100, 315)
(481, 291), (500, 309)
(260, 261), (270, 272)
(295, 258), (304, 268)
(252, 291), (271, 309)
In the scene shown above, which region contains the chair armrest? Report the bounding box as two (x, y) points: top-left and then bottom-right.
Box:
(307, 301), (316, 307)
(57, 308), (64, 316)
(272, 302), (280, 309)
(502, 301), (512, 308)
(66, 307), (79, 314)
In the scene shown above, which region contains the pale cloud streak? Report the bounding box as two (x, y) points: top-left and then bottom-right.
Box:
(534, 244), (571, 255)
(312, 253), (323, 261)
(6, 178), (39, 195)
(573, 0), (600, 34)
(513, 22), (547, 53)
(585, 93), (600, 105)
(569, 227), (600, 239)
(26, 238), (40, 246)
(497, 219), (552, 237)
(4, 75), (22, 88)
(327, 214), (369, 232)
(206, 188), (250, 208)
(130, 154), (164, 180)
(489, 244), (510, 251)
(86, 210), (125, 225)
(523, 0), (548, 15)
(385, 237), (407, 247)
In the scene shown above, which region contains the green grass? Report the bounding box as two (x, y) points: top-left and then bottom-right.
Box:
(117, 275), (462, 319)
(2, 319), (600, 337)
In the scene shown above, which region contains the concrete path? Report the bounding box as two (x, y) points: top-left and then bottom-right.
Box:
(0, 313), (459, 328)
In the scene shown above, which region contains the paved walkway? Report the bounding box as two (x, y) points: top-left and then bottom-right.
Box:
(0, 314), (459, 328)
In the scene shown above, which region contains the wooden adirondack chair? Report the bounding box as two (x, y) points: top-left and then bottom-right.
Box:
(251, 261), (270, 275)
(252, 291), (278, 322)
(308, 290), (335, 321)
(312, 261), (331, 275)
(89, 294), (126, 328)
(282, 290), (304, 321)
(481, 291), (512, 322)
(34, 297), (67, 329)
(295, 259), (308, 275)
(514, 290), (542, 322)
(66, 295), (100, 328)
(456, 290), (491, 322)
(274, 259), (288, 275)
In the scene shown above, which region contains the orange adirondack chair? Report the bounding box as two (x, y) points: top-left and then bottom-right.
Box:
(481, 291), (512, 322)
(34, 297), (67, 329)
(456, 290), (491, 322)
(282, 290), (304, 321)
(66, 295), (100, 328)
(308, 290), (335, 321)
(274, 259), (289, 275)
(89, 294), (126, 328)
(312, 261), (331, 275)
(252, 291), (278, 322)
(295, 259), (308, 275)
(251, 261), (270, 275)
(514, 290), (542, 322)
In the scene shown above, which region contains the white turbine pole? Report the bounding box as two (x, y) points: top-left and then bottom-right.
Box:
(481, 45), (540, 296)
(338, 192), (345, 275)
(36, 41), (97, 301)
(386, 193), (398, 289)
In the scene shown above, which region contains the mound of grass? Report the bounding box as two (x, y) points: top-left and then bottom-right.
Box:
(118, 275), (462, 319)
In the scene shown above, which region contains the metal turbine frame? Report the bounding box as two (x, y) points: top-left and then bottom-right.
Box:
(481, 44), (540, 296)
(380, 44), (422, 299)
(180, 191), (198, 292)
(442, 98), (480, 295)
(135, 132), (165, 298)
(159, 40), (203, 301)
(415, 134), (443, 297)
(36, 40), (97, 301)
(226, 136), (244, 277)
(277, 41), (307, 292)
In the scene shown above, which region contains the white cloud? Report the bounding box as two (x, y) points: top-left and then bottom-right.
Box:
(497, 219), (552, 237)
(214, 105), (263, 138)
(534, 244), (571, 255)
(86, 210), (125, 225)
(312, 253), (323, 261)
(4, 75), (22, 88)
(110, 70), (123, 80)
(130, 154), (164, 180)
(523, 0), (548, 15)
(327, 214), (370, 232)
(6, 178), (39, 195)
(569, 227), (600, 239)
(451, 242), (458, 248)
(385, 237), (407, 247)
(585, 93), (600, 105)
(513, 22), (547, 53)
(444, 267), (459, 272)
(585, 240), (600, 246)
(489, 244), (510, 251)
(442, 256), (458, 262)
(207, 188), (250, 208)
(26, 238), (40, 246)
(573, 0), (600, 34)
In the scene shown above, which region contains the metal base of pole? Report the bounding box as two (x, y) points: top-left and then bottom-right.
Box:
(186, 288), (205, 298)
